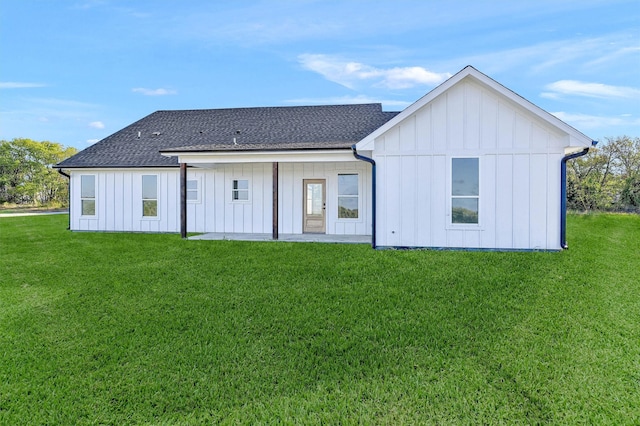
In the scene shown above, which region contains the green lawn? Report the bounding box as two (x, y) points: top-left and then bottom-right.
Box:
(1, 214), (638, 424)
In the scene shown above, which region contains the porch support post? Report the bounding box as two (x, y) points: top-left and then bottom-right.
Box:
(180, 162), (187, 239)
(272, 162), (279, 240)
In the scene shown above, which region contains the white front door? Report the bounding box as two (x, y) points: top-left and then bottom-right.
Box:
(303, 179), (326, 233)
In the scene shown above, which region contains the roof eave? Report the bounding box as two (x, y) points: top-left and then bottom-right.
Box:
(55, 164), (180, 170)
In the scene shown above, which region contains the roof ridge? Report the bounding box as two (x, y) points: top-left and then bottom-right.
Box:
(154, 103), (384, 113)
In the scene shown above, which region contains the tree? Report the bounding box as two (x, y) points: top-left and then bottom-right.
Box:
(567, 136), (640, 212)
(0, 138), (77, 206)
(611, 136), (640, 209)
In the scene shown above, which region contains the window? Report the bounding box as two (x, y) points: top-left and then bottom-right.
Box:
(80, 175), (96, 216)
(142, 175), (158, 217)
(232, 179), (249, 201)
(187, 179), (199, 202)
(451, 158), (479, 224)
(338, 174), (359, 219)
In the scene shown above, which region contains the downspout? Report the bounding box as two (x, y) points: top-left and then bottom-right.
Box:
(351, 145), (376, 249)
(57, 169), (71, 230)
(561, 144), (594, 249)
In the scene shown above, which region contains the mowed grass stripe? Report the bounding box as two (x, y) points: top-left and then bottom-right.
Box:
(0, 214), (638, 424)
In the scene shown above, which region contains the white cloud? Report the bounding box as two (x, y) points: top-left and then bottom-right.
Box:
(132, 87), (177, 96)
(540, 92), (560, 100)
(285, 95), (410, 108)
(379, 67), (452, 89)
(0, 82), (46, 89)
(585, 46), (640, 68)
(89, 121), (105, 129)
(86, 139), (100, 145)
(298, 54), (451, 90)
(551, 111), (640, 130)
(72, 0), (108, 10)
(443, 32), (639, 78)
(29, 97), (99, 110)
(544, 80), (640, 99)
(8, 97), (100, 122)
(163, 2), (600, 48)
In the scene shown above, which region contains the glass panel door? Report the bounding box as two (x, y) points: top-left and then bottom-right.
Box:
(303, 179), (325, 233)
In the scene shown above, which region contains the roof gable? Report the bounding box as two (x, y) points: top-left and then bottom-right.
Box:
(356, 66), (593, 151)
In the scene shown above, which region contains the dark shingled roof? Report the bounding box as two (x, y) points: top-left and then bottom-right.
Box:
(57, 104), (399, 168)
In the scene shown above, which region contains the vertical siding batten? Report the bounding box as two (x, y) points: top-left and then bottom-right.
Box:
(416, 155), (431, 246)
(494, 155), (513, 248)
(481, 90), (498, 150)
(386, 156), (401, 246)
(400, 155), (417, 246)
(530, 154), (548, 249)
(448, 87), (464, 151)
(512, 155), (531, 248)
(481, 154), (497, 248)
(465, 81), (482, 151)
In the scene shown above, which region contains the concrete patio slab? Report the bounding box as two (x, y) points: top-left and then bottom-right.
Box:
(189, 233), (371, 244)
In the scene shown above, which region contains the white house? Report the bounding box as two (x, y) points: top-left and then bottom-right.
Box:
(56, 66), (594, 250)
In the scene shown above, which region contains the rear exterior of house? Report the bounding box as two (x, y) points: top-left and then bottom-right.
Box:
(58, 66), (593, 250)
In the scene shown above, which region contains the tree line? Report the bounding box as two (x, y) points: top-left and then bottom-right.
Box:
(567, 136), (640, 213)
(0, 138), (77, 207)
(0, 136), (638, 212)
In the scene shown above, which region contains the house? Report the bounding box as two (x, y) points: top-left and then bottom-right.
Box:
(56, 66), (594, 250)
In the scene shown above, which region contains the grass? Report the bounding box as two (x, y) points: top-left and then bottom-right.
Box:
(0, 214), (639, 424)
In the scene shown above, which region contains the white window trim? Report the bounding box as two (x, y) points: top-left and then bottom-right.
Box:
(230, 178), (251, 203)
(187, 177), (201, 204)
(79, 174), (97, 217)
(448, 156), (481, 228)
(336, 172), (362, 222)
(141, 174), (160, 220)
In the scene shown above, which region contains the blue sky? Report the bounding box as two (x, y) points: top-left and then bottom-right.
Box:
(1, 0), (638, 149)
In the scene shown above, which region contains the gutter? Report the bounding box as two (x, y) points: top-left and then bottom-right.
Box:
(57, 169), (71, 230)
(351, 145), (376, 249)
(560, 143), (596, 249)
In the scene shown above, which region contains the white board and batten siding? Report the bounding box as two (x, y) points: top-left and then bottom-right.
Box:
(70, 169), (180, 233)
(189, 163), (273, 234)
(69, 161), (371, 236)
(69, 165), (273, 233)
(373, 78), (567, 250)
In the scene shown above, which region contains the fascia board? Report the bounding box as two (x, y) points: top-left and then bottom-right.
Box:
(163, 150), (356, 164)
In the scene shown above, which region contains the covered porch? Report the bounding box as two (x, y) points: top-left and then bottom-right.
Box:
(161, 147), (374, 245)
